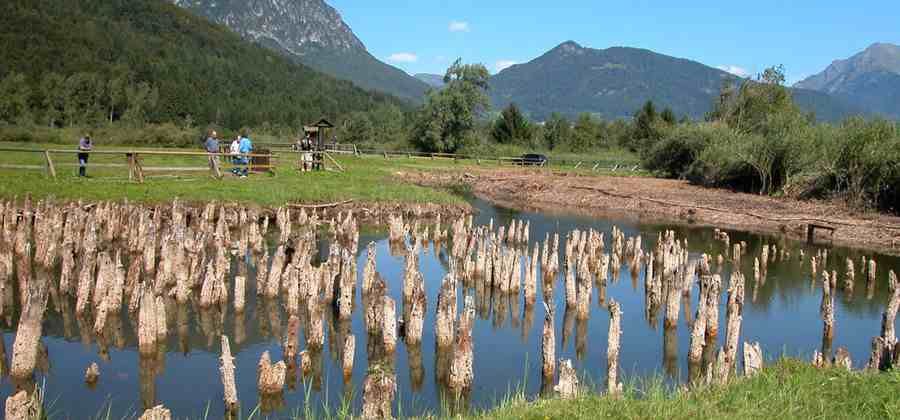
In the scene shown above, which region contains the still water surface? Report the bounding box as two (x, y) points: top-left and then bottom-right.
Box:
(1, 199), (898, 418)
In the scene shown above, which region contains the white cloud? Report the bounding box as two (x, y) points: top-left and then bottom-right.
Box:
(495, 60), (518, 73)
(716, 65), (751, 78)
(449, 21), (470, 32)
(387, 52), (418, 63)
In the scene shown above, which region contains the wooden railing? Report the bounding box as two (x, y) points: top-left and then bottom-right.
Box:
(351, 147), (642, 171)
(0, 148), (277, 183)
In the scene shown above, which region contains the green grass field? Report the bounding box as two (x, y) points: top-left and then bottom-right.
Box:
(0, 142), (643, 206)
(0, 143), (466, 206)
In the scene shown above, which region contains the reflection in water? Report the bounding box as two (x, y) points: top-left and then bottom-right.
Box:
(0, 198), (899, 419)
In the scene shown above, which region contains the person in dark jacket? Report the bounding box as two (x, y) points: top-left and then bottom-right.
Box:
(77, 134), (93, 177)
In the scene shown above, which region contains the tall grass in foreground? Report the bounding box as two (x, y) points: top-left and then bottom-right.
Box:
(463, 358), (900, 420)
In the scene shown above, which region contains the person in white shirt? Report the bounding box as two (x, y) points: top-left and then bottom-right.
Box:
(229, 136), (241, 174)
(230, 136), (240, 159)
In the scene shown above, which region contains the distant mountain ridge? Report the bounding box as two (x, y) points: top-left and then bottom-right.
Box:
(489, 41), (866, 122)
(172, 0), (430, 102)
(795, 43), (900, 118)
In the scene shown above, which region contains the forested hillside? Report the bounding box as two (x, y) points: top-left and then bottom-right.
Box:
(0, 0), (406, 129)
(489, 41), (866, 122)
(171, 0), (431, 102)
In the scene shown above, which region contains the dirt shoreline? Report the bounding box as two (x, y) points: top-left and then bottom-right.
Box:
(404, 167), (900, 256)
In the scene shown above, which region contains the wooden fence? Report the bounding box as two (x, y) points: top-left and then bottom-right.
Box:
(0, 148), (277, 183)
(350, 147), (642, 172)
(258, 142), (640, 171)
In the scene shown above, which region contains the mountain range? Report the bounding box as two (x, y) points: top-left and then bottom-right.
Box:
(8, 0), (893, 125)
(487, 41), (868, 122)
(795, 42), (900, 118)
(171, 0), (430, 102)
(168, 0), (896, 122)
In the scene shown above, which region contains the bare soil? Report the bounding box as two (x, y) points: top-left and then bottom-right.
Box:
(403, 167), (900, 255)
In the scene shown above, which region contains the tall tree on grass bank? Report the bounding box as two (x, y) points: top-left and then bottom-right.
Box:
(630, 100), (675, 152)
(543, 113), (572, 150)
(709, 65), (811, 194)
(411, 59), (490, 153)
(491, 103), (532, 145)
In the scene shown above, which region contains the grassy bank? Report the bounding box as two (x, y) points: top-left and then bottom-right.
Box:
(0, 144), (468, 206)
(465, 359), (900, 420)
(0, 141), (643, 206)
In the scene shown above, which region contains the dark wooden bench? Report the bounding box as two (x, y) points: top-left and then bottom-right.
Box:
(806, 223), (836, 245)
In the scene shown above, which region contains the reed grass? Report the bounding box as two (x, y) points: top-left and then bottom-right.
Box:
(459, 358), (900, 420)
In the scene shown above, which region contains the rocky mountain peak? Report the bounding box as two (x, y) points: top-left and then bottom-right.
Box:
(171, 0), (366, 55)
(171, 0), (429, 101)
(552, 40), (585, 55)
(796, 42), (900, 92)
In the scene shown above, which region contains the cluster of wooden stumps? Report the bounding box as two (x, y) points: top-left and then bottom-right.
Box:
(1, 196), (898, 419)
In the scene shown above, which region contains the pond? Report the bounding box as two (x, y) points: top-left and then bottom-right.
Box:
(0, 198), (898, 418)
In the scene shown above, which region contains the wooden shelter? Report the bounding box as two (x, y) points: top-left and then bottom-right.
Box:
(304, 118), (334, 170)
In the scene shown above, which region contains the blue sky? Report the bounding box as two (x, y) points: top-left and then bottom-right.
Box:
(328, 0), (899, 84)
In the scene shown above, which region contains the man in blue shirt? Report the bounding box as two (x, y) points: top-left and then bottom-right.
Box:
(237, 131), (253, 177)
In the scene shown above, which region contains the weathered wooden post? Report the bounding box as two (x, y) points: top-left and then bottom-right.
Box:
(542, 302), (555, 382)
(743, 342), (763, 377)
(554, 359), (579, 399)
(257, 351), (286, 394)
(688, 281), (709, 365)
(721, 272), (745, 380)
(449, 296), (475, 393)
(85, 362), (100, 385)
(705, 274), (722, 339)
(220, 335), (239, 412)
(343, 334), (355, 379)
(361, 365), (397, 420)
(138, 405), (171, 420)
(607, 300), (623, 396)
(435, 273), (457, 348)
(10, 277), (50, 379)
(821, 271), (835, 342)
(382, 296), (397, 355)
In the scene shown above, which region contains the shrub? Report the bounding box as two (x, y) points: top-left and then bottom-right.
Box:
(816, 118), (900, 212)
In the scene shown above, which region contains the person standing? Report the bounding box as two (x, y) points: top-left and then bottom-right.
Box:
(229, 135), (241, 175)
(237, 131), (253, 177)
(77, 134), (93, 177)
(205, 130), (222, 179)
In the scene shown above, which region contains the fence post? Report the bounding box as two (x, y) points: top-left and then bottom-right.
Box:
(135, 153), (145, 183)
(43, 151), (56, 179)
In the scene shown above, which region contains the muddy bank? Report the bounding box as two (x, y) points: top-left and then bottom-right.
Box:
(403, 168), (900, 255)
